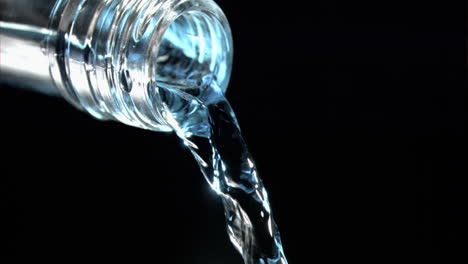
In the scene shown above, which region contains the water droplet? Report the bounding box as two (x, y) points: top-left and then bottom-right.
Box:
(39, 39), (47, 55)
(120, 70), (132, 92)
(105, 56), (113, 69)
(83, 45), (95, 72)
(156, 54), (169, 63)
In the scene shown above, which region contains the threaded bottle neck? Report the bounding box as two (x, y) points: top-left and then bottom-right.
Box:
(48, 0), (232, 131)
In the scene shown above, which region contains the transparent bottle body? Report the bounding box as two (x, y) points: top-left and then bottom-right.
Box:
(0, 0), (233, 131)
(0, 0), (59, 95)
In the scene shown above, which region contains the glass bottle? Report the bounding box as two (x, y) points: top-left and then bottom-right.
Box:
(0, 0), (233, 131)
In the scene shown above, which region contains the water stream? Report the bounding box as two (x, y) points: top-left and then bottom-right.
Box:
(157, 78), (288, 264)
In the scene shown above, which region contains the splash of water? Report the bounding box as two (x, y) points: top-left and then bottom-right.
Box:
(156, 76), (288, 264)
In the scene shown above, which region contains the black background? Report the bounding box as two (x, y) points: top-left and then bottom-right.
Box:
(3, 0), (466, 263)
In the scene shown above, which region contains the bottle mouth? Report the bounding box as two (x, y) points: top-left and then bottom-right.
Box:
(156, 9), (232, 94)
(150, 3), (233, 131)
(124, 0), (233, 131)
